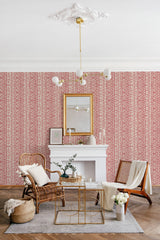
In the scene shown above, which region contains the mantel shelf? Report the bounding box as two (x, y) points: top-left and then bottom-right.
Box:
(48, 144), (108, 149)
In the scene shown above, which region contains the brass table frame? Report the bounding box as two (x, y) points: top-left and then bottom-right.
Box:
(54, 182), (105, 225)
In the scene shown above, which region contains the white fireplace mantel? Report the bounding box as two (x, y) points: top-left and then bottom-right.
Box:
(48, 145), (109, 182)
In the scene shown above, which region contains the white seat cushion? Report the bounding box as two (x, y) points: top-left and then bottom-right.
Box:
(27, 165), (51, 187)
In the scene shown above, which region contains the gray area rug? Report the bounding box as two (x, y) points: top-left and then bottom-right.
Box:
(5, 201), (143, 234)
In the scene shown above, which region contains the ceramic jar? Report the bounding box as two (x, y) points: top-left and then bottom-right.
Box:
(87, 135), (96, 145)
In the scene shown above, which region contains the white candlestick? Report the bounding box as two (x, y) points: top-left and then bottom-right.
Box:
(68, 128), (71, 144)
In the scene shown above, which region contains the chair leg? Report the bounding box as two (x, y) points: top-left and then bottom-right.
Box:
(95, 192), (99, 205)
(36, 202), (39, 214)
(62, 198), (65, 207)
(124, 194), (130, 214)
(141, 191), (152, 205)
(22, 187), (26, 198)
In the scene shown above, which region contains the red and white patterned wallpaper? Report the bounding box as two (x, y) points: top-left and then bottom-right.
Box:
(0, 72), (160, 185)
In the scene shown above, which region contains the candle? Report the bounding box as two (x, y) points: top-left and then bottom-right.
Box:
(68, 128), (71, 136)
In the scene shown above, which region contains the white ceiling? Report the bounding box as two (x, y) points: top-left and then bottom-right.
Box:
(0, 0), (160, 71)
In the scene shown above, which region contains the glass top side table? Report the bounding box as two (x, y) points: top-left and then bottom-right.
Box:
(54, 182), (104, 225)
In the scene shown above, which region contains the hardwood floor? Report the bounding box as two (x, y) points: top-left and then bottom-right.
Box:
(0, 187), (160, 240)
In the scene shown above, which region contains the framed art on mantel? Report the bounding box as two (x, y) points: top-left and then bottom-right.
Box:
(50, 128), (63, 145)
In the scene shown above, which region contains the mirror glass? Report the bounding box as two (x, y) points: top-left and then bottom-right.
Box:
(64, 94), (93, 135)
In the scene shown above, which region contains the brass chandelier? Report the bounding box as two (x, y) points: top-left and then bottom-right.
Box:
(50, 3), (111, 87)
(52, 16), (87, 86)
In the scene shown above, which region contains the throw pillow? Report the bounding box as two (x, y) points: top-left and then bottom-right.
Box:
(18, 163), (38, 175)
(27, 165), (51, 187)
(18, 164), (38, 185)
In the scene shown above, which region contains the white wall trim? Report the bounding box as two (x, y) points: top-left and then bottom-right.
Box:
(1, 57), (160, 72)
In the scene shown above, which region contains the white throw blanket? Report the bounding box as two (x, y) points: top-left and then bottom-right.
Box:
(4, 199), (26, 216)
(102, 161), (152, 211)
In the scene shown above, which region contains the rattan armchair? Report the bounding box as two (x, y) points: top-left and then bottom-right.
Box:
(19, 153), (65, 213)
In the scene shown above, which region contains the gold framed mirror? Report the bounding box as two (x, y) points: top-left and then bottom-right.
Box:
(63, 93), (93, 136)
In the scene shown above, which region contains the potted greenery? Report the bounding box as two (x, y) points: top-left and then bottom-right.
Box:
(52, 154), (77, 178)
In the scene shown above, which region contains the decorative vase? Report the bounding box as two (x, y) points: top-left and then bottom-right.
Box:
(72, 171), (76, 178)
(116, 204), (125, 221)
(87, 135), (96, 145)
(61, 171), (69, 178)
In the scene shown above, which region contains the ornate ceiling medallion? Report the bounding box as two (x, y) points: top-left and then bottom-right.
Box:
(49, 3), (108, 24)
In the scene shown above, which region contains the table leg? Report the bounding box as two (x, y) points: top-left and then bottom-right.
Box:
(78, 186), (80, 224)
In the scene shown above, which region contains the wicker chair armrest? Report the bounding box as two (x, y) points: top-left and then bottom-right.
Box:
(21, 173), (36, 188)
(45, 169), (61, 177)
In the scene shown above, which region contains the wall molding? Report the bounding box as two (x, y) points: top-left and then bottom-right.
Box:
(0, 185), (24, 189)
(1, 57), (160, 72)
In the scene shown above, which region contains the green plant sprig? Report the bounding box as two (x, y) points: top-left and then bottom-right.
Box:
(52, 154), (77, 172)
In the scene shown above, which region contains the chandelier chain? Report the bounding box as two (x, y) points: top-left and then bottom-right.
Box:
(79, 21), (82, 69)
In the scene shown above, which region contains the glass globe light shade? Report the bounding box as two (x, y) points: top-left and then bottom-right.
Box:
(76, 69), (83, 78)
(105, 75), (111, 81)
(103, 68), (110, 76)
(103, 68), (111, 80)
(80, 79), (86, 86)
(52, 76), (59, 84)
(75, 105), (79, 111)
(57, 82), (63, 87)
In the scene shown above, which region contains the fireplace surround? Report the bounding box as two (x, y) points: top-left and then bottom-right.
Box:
(48, 145), (108, 182)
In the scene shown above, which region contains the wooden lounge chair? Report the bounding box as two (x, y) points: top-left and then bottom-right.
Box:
(96, 160), (152, 213)
(19, 153), (65, 213)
